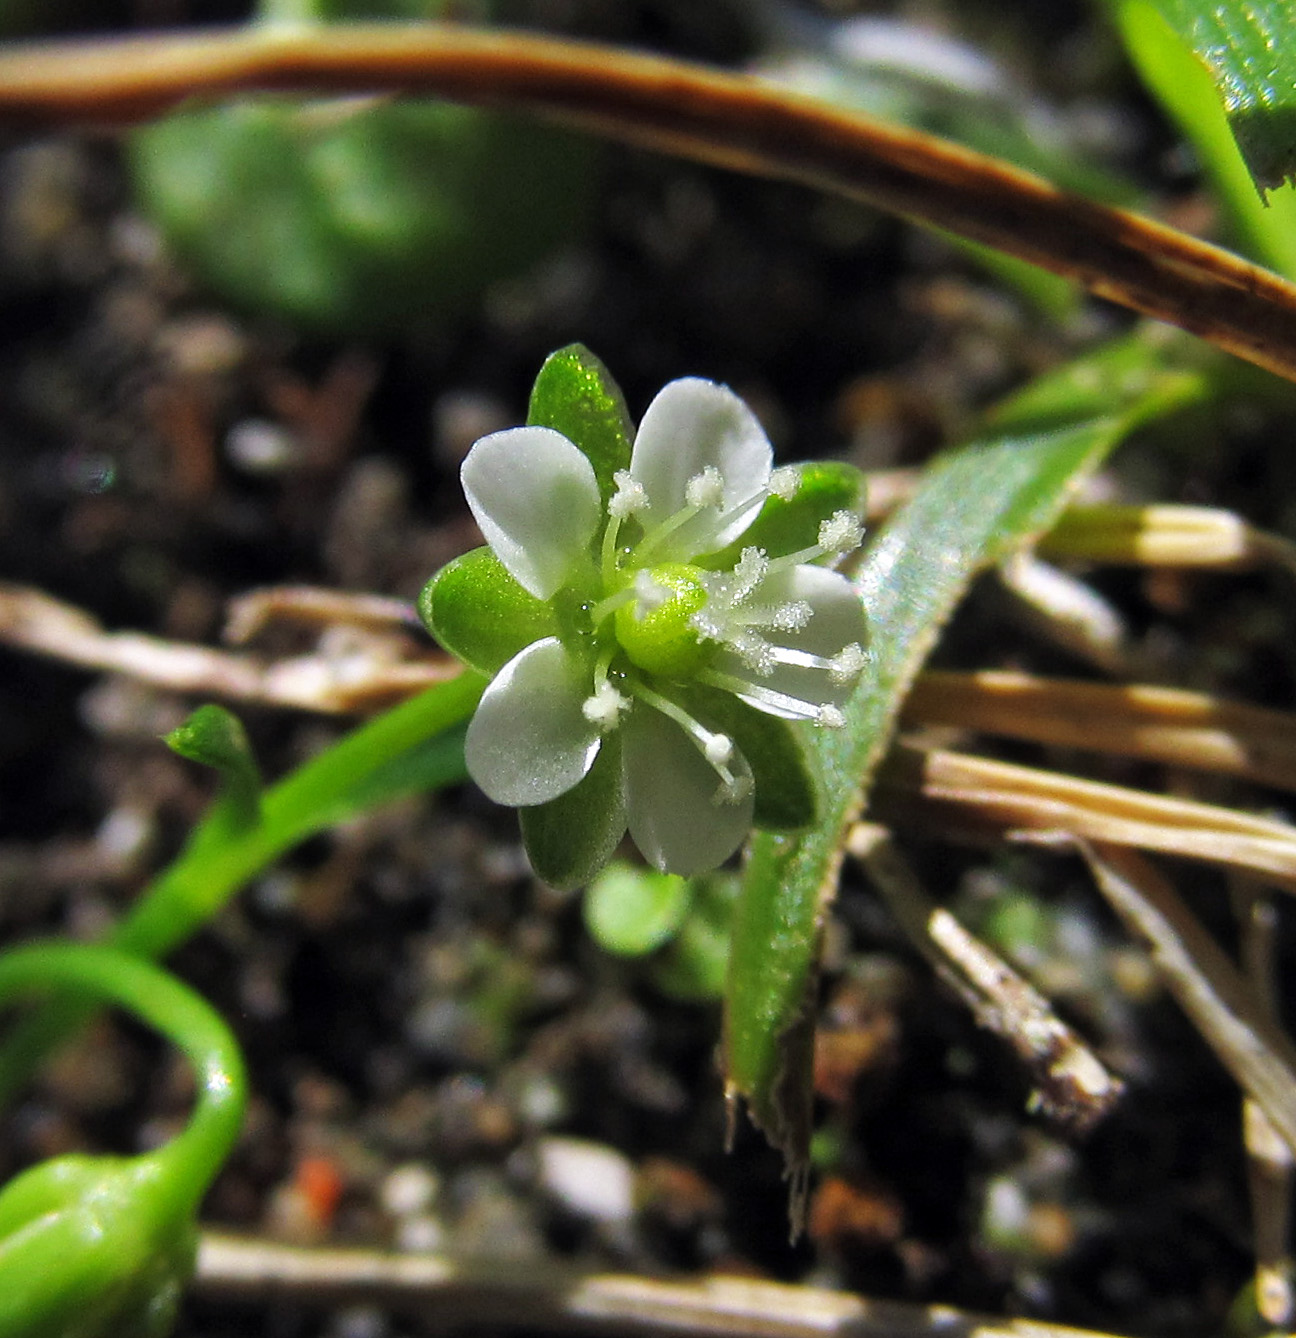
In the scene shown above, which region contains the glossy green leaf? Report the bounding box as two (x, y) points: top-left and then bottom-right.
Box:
(1131, 0), (1296, 195)
(130, 97), (594, 334)
(520, 732), (627, 891)
(675, 683), (817, 831)
(723, 330), (1215, 1224)
(1112, 0), (1296, 277)
(701, 461), (865, 569)
(526, 344), (634, 505)
(420, 545), (558, 675)
(164, 705), (261, 836)
(583, 861), (691, 957)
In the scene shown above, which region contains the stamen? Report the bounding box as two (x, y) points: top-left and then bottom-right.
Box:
(685, 465), (725, 509)
(730, 547), (769, 601)
(590, 585), (637, 626)
(582, 681), (629, 729)
(699, 670), (826, 722)
(633, 683), (748, 802)
(702, 732), (734, 767)
(608, 469), (648, 519)
(768, 465), (801, 501)
(817, 705), (846, 728)
(731, 632), (776, 676)
(829, 642), (867, 683)
(732, 600), (813, 632)
(818, 510), (864, 555)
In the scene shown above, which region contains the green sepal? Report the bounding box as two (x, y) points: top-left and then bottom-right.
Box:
(419, 546), (558, 675)
(164, 705), (261, 834)
(583, 861), (691, 957)
(699, 461), (866, 568)
(0, 1152), (196, 1338)
(675, 684), (817, 831)
(519, 732), (627, 891)
(527, 344), (634, 505)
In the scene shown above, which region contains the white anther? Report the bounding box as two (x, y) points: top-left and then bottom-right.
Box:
(731, 547), (769, 600)
(768, 465), (801, 501)
(829, 642), (867, 683)
(732, 632), (776, 676)
(818, 510), (864, 555)
(766, 600), (813, 632)
(582, 682), (629, 729)
(702, 732), (734, 767)
(685, 465), (725, 509)
(816, 705), (846, 728)
(608, 469), (648, 518)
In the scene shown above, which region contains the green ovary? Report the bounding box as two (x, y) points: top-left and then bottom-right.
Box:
(614, 564), (715, 678)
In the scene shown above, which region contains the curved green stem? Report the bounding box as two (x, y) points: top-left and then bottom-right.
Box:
(0, 670), (484, 1107)
(0, 943), (246, 1215)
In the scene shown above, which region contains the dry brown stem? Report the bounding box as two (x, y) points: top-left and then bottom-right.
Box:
(3, 26), (1296, 380)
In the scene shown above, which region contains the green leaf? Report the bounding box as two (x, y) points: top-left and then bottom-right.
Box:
(527, 344), (634, 505)
(1130, 0), (1296, 196)
(164, 705), (261, 835)
(675, 683), (817, 831)
(130, 97), (595, 334)
(584, 861), (691, 957)
(723, 330), (1215, 1227)
(520, 732), (627, 891)
(1112, 0), (1296, 277)
(701, 461), (865, 569)
(420, 546), (558, 675)
(650, 872), (738, 1001)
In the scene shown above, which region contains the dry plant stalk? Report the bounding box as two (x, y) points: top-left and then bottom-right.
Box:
(0, 582), (455, 713)
(875, 743), (1296, 890)
(1077, 844), (1296, 1160)
(904, 670), (1296, 793)
(195, 1232), (1133, 1338)
(848, 823), (1122, 1133)
(4, 25), (1296, 381)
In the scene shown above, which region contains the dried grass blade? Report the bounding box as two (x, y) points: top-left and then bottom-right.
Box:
(3, 26), (1296, 380)
(903, 671), (1296, 792)
(876, 743), (1296, 890)
(1079, 843), (1296, 1158)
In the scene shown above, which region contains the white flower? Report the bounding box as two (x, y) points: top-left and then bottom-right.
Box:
(454, 377), (867, 876)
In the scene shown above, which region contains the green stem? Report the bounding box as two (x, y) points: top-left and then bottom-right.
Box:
(0, 671), (485, 1105)
(0, 943), (246, 1214)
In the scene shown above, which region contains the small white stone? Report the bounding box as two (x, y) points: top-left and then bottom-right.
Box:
(381, 1163), (441, 1218)
(535, 1136), (635, 1225)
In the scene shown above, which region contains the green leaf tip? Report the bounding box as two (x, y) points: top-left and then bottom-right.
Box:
(164, 704), (261, 832)
(527, 343), (633, 503)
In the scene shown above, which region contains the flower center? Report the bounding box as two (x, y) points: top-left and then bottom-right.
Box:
(614, 563), (715, 678)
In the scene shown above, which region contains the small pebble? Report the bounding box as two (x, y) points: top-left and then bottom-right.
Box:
(535, 1136), (635, 1225)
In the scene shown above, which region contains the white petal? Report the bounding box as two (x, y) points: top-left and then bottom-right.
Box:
(621, 707), (754, 875)
(461, 427), (602, 600)
(465, 638), (601, 806)
(630, 378), (772, 558)
(715, 565), (867, 716)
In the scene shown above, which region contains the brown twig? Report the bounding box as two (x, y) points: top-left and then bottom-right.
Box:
(3, 25), (1296, 381)
(848, 823), (1122, 1134)
(1078, 844), (1296, 1159)
(194, 1231), (1132, 1338)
